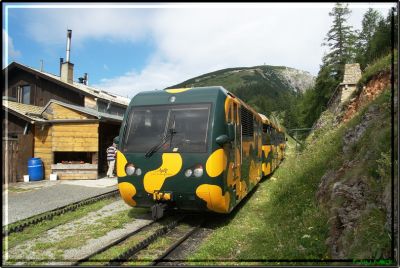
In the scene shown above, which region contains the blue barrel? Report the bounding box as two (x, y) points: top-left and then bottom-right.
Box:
(28, 158), (44, 181)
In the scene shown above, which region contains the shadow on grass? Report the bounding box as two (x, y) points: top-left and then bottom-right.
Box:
(127, 208), (152, 220)
(195, 172), (277, 230)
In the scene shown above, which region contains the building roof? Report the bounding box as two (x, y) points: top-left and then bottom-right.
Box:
(3, 98), (123, 124)
(4, 62), (130, 107)
(2, 98), (46, 123)
(42, 99), (124, 122)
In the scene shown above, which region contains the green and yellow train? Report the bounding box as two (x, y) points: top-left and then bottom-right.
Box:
(115, 86), (286, 218)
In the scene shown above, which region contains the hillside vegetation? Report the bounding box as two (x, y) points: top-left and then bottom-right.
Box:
(187, 52), (396, 264)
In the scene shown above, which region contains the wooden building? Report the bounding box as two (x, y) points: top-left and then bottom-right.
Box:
(2, 61), (130, 184)
(2, 100), (44, 184)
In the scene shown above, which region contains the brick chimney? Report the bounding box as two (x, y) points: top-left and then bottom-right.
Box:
(60, 29), (74, 84)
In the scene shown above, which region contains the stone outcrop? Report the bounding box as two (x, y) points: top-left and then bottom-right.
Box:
(341, 72), (390, 123)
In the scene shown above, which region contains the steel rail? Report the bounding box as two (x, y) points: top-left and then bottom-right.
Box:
(149, 218), (205, 266)
(106, 216), (186, 266)
(72, 219), (157, 266)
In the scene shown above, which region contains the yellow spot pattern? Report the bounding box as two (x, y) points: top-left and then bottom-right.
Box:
(143, 153), (182, 193)
(224, 97), (232, 122)
(226, 161), (235, 186)
(262, 162), (271, 176)
(249, 160), (259, 184)
(116, 151), (128, 177)
(196, 184), (230, 213)
(165, 88), (191, 94)
(236, 180), (247, 200)
(206, 149), (227, 177)
(262, 145), (271, 158)
(118, 182), (137, 206)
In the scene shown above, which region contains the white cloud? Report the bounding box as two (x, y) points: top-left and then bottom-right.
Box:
(95, 59), (185, 98)
(9, 3), (396, 97)
(24, 8), (153, 46)
(94, 6), (335, 97)
(2, 30), (22, 68)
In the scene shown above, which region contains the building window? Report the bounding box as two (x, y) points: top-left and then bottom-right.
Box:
(18, 85), (31, 104)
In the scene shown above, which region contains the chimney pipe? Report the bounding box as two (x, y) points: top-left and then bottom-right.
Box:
(59, 58), (63, 75)
(84, 73), (88, 85)
(60, 30), (74, 84)
(66, 29), (72, 62)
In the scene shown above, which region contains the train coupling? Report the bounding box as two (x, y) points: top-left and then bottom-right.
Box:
(151, 203), (168, 220)
(151, 191), (173, 220)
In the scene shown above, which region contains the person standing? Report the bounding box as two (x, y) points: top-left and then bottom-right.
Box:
(106, 142), (117, 178)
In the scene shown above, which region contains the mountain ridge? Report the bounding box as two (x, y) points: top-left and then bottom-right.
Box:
(168, 65), (315, 94)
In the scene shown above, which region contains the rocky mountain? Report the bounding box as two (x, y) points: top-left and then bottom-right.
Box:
(168, 65), (315, 94)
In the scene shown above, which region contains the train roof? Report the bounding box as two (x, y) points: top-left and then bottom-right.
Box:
(131, 86), (259, 116)
(131, 86), (284, 134)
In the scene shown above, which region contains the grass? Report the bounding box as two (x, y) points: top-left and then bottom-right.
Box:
(81, 216), (178, 266)
(3, 197), (118, 251)
(345, 207), (391, 259)
(6, 187), (32, 193)
(188, 124), (344, 264)
(187, 84), (394, 263)
(332, 88), (393, 259)
(357, 50), (397, 88)
(126, 223), (192, 265)
(39, 207), (148, 257)
(4, 198), (149, 264)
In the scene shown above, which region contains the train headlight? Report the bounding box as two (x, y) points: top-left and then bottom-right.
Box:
(184, 169), (193, 177)
(193, 165), (204, 178)
(135, 168), (142, 176)
(125, 164), (136, 176)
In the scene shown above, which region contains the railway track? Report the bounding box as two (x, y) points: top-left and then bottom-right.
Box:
(75, 214), (205, 266)
(149, 220), (203, 266)
(2, 189), (119, 237)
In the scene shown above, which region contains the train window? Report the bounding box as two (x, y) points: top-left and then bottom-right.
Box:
(262, 124), (271, 145)
(122, 103), (211, 153)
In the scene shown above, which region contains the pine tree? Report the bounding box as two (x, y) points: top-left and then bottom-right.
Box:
(322, 3), (357, 81)
(367, 7), (397, 65)
(356, 8), (383, 69)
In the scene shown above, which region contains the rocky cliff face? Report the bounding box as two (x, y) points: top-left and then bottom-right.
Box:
(276, 67), (315, 94)
(312, 72), (395, 259)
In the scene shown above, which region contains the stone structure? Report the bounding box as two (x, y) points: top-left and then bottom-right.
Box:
(340, 63), (362, 103)
(327, 63), (362, 111)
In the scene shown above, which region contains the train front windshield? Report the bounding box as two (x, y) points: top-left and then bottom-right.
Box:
(121, 103), (211, 154)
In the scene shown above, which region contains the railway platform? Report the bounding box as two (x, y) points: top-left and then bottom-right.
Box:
(2, 176), (118, 226)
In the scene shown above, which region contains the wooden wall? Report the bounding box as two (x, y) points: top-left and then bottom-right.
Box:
(2, 110), (31, 138)
(34, 125), (53, 180)
(33, 102), (99, 179)
(52, 123), (98, 152)
(34, 122), (99, 179)
(3, 66), (84, 107)
(43, 103), (91, 120)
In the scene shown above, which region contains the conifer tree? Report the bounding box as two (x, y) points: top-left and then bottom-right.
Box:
(356, 8), (383, 69)
(322, 3), (356, 81)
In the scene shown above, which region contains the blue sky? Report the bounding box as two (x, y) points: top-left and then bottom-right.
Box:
(3, 3), (395, 99)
